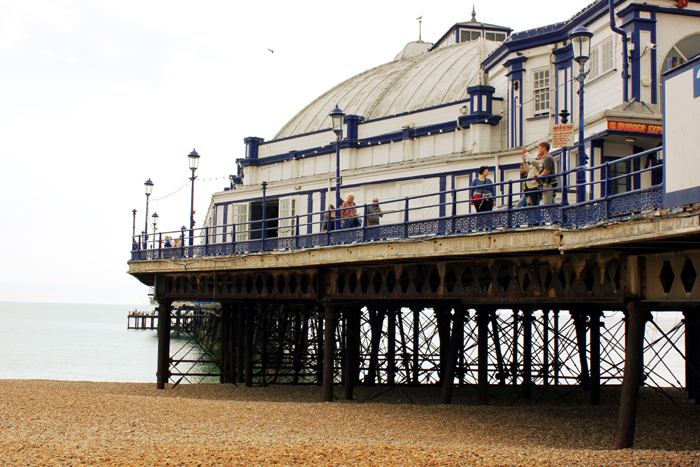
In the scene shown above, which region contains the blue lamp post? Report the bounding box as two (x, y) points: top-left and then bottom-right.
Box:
(569, 25), (593, 203)
(188, 149), (200, 246)
(330, 105), (345, 227)
(261, 181), (268, 242)
(151, 212), (159, 249)
(144, 179), (153, 247)
(559, 109), (571, 208)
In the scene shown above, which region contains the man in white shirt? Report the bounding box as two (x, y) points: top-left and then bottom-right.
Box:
(521, 145), (544, 206)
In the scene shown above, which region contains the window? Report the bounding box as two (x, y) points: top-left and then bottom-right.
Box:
(232, 203), (248, 241)
(589, 47), (600, 80)
(278, 197), (296, 237)
(601, 39), (613, 74)
(589, 39), (613, 80)
(533, 69), (550, 116)
(460, 30), (482, 42)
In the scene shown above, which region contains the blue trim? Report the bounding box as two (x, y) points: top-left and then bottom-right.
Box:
(243, 137), (264, 159)
(505, 57), (527, 148)
(360, 98), (471, 124)
(665, 186), (700, 208)
(260, 128), (332, 146)
(307, 193), (313, 234)
(243, 115), (506, 168)
(526, 115), (550, 122)
(468, 85), (495, 114)
(431, 22), (512, 51)
(662, 54), (700, 80)
(618, 4), (659, 104)
(320, 191), (326, 226)
(553, 46), (573, 125)
(439, 175), (446, 217)
(482, 0), (628, 73)
(583, 129), (662, 146)
(519, 77), (524, 147)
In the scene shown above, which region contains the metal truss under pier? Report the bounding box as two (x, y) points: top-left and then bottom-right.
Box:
(131, 213), (700, 449)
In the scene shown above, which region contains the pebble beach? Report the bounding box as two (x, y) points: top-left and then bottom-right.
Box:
(1, 380), (699, 466)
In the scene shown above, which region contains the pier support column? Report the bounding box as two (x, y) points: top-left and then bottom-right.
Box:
(322, 303), (339, 402)
(573, 310), (591, 390)
(344, 306), (361, 401)
(412, 307), (421, 385)
(387, 307), (397, 386)
(684, 310), (700, 403)
(434, 305), (451, 384)
(317, 311), (324, 386)
(220, 303), (233, 384)
(156, 299), (172, 390)
(490, 310), (506, 386)
(542, 309), (550, 386)
(236, 302), (245, 384)
(365, 307), (385, 387)
(553, 310), (560, 385)
(244, 302), (255, 387)
(590, 309), (603, 405)
(442, 305), (466, 404)
(615, 302), (651, 449)
(476, 307), (490, 405)
(522, 309), (533, 399)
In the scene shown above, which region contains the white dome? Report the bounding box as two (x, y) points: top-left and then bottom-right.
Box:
(393, 41), (433, 61)
(274, 39), (501, 139)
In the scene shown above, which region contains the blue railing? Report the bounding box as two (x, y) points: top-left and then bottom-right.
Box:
(132, 148), (664, 261)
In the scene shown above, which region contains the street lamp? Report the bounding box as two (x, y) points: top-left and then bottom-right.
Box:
(151, 212), (159, 249)
(329, 105), (345, 227)
(132, 209), (138, 250)
(188, 149), (200, 246)
(144, 178), (154, 247)
(569, 25), (593, 203)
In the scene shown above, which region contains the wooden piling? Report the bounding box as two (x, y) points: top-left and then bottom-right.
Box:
(322, 303), (338, 402)
(156, 300), (172, 390)
(441, 305), (465, 404)
(615, 302), (650, 449)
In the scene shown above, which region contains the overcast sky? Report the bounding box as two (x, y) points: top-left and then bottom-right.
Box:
(0, 0), (595, 305)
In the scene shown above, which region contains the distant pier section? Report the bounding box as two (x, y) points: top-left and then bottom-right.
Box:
(127, 310), (158, 329)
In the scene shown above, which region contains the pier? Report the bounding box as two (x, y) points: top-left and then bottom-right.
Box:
(127, 311), (158, 330)
(126, 2), (700, 449)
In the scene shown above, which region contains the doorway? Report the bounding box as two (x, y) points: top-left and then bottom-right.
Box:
(250, 200), (279, 240)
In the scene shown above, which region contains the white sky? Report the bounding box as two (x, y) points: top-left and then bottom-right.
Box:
(0, 0), (595, 305)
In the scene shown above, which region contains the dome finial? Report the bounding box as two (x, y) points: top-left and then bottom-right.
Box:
(471, 5), (477, 22)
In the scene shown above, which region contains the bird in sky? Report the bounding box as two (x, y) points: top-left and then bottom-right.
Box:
(267, 48), (274, 53)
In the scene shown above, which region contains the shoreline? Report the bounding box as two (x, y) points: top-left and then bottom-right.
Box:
(1, 380), (699, 466)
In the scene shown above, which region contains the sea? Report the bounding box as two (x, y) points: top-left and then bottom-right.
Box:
(0, 302), (687, 386)
(0, 302), (172, 383)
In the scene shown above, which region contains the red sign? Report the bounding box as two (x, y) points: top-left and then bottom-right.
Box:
(608, 121), (663, 134)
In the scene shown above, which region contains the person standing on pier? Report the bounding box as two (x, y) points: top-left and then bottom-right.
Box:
(340, 194), (360, 229)
(366, 198), (383, 226)
(521, 145), (544, 206)
(470, 166), (496, 212)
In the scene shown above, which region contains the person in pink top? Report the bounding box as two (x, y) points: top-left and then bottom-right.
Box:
(340, 193), (361, 229)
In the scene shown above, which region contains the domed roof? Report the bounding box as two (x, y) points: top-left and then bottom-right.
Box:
(274, 39), (501, 139)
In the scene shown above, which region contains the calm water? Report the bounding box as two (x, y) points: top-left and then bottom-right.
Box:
(0, 302), (687, 385)
(0, 302), (165, 383)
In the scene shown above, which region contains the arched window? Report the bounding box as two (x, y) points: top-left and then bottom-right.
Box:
(662, 33), (700, 72)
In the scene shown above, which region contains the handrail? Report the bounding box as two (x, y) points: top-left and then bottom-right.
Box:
(131, 147), (664, 260)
